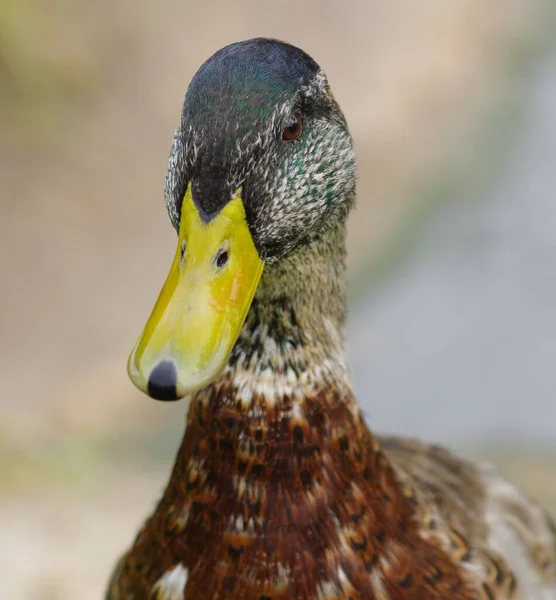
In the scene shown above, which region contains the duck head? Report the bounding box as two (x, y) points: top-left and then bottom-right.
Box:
(128, 38), (356, 401)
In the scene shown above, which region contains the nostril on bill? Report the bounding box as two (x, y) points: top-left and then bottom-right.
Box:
(179, 239), (187, 262)
(147, 360), (179, 401)
(214, 245), (230, 270)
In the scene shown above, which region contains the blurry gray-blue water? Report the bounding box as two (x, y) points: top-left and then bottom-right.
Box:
(348, 50), (556, 447)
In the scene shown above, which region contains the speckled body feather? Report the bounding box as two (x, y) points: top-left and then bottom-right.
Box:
(107, 39), (556, 600)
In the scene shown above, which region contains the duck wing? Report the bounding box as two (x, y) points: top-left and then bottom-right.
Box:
(380, 435), (556, 599)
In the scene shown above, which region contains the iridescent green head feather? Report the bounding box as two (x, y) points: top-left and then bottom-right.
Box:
(165, 37), (356, 263)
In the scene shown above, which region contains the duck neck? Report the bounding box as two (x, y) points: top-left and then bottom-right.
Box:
(221, 219), (354, 409)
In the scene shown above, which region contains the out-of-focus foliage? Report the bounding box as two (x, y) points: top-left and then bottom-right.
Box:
(0, 0), (82, 131)
(0, 0), (132, 136)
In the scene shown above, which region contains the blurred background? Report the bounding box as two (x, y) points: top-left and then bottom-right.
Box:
(1, 0), (556, 597)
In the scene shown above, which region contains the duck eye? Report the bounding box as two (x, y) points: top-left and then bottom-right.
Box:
(282, 113), (302, 142)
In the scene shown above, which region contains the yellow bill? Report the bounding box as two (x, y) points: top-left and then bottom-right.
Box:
(128, 187), (264, 400)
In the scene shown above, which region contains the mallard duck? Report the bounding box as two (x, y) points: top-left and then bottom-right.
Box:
(106, 38), (556, 600)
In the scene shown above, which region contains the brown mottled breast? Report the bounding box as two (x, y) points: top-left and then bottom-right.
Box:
(107, 382), (483, 600)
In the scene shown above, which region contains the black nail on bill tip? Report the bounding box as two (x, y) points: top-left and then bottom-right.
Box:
(147, 360), (179, 401)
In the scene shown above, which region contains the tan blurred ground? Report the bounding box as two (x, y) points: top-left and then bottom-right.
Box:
(1, 1), (555, 598)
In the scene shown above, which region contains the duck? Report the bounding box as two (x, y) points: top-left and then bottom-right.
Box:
(106, 38), (556, 600)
